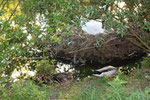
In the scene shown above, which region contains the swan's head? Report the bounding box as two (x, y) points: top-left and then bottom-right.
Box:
(95, 19), (105, 29)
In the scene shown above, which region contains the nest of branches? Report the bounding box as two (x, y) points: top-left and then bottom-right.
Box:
(49, 24), (149, 66)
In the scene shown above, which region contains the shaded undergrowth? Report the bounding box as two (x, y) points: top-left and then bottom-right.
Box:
(0, 57), (150, 100)
(0, 72), (149, 100)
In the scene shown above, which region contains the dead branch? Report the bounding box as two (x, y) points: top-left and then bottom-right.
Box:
(129, 28), (150, 52)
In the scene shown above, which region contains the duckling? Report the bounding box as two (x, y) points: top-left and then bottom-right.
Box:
(51, 72), (74, 89)
(93, 65), (118, 78)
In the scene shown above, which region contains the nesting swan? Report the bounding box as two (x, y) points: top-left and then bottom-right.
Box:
(81, 19), (105, 35)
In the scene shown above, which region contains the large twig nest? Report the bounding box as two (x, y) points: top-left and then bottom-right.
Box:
(49, 24), (148, 66)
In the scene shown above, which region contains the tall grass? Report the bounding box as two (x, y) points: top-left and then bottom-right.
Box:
(0, 72), (150, 100)
(128, 88), (150, 100)
(0, 77), (149, 100)
(69, 78), (104, 100)
(69, 77), (150, 100)
(141, 57), (150, 68)
(0, 81), (49, 100)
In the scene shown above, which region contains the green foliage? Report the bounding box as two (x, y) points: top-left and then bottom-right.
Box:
(0, 81), (49, 100)
(94, 35), (105, 48)
(108, 79), (150, 100)
(36, 60), (56, 75)
(0, 76), (150, 100)
(1, 0), (150, 78)
(69, 76), (149, 100)
(141, 57), (150, 68)
(0, 1), (150, 99)
(128, 88), (150, 100)
(69, 78), (104, 100)
(106, 76), (128, 100)
(0, 11), (5, 16)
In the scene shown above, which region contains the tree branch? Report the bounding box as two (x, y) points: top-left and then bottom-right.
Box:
(0, 0), (4, 8)
(129, 28), (150, 52)
(125, 37), (150, 53)
(7, 0), (20, 22)
(14, 57), (49, 60)
(80, 1), (101, 6)
(1, 0), (8, 10)
(68, 46), (94, 54)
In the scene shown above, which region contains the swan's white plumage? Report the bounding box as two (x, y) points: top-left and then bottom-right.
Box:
(81, 20), (105, 35)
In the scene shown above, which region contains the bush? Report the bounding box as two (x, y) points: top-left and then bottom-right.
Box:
(105, 76), (128, 100)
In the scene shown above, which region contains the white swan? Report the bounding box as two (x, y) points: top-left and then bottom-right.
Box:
(81, 18), (105, 35)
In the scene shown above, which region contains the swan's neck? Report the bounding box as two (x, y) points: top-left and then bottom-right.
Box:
(102, 21), (105, 29)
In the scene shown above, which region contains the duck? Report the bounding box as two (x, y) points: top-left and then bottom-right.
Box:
(33, 72), (74, 89)
(93, 65), (118, 78)
(50, 72), (74, 89)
